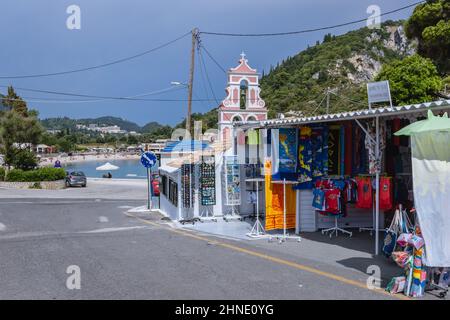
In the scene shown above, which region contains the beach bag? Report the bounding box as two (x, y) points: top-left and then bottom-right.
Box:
(386, 276), (406, 294)
(383, 230), (397, 258)
(397, 233), (413, 247)
(408, 235), (425, 250)
(382, 209), (401, 257)
(392, 251), (411, 268)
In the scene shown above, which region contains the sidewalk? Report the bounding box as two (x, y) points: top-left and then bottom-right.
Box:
(0, 178), (147, 200)
(176, 218), (446, 299)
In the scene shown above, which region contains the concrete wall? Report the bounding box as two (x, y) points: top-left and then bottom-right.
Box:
(0, 180), (66, 190)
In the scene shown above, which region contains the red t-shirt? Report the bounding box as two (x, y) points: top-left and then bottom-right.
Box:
(325, 189), (340, 213)
(379, 177), (393, 210)
(356, 177), (372, 209)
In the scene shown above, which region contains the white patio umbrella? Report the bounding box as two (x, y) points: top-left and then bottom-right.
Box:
(96, 162), (119, 171)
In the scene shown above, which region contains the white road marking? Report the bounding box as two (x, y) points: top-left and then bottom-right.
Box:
(98, 216), (109, 223)
(0, 226), (151, 241)
(0, 223), (6, 232)
(79, 226), (150, 234)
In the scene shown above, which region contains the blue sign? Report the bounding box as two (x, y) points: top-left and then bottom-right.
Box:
(141, 151), (157, 168)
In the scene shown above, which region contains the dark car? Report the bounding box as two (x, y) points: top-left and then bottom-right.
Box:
(65, 171), (87, 187)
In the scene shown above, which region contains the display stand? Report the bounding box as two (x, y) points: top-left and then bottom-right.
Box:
(426, 268), (448, 299)
(269, 179), (301, 244)
(223, 205), (242, 222)
(223, 156), (242, 222)
(199, 155), (217, 222)
(245, 178), (268, 238)
(321, 216), (352, 238)
(199, 207), (217, 222)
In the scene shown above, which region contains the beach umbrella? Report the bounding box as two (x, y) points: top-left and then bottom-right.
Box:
(394, 110), (450, 267)
(394, 110), (450, 136)
(96, 162), (119, 171)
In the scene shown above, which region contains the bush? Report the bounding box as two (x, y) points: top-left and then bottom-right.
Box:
(11, 149), (37, 170)
(6, 167), (66, 182)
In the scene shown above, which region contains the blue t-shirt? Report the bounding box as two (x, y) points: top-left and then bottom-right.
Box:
(312, 188), (325, 210)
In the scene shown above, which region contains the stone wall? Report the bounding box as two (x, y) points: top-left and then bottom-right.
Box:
(0, 180), (66, 190)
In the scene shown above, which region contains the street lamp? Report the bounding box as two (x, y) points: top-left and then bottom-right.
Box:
(171, 81), (191, 135)
(171, 81), (187, 87)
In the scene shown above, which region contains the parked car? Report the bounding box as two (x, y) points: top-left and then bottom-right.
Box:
(65, 171), (87, 187)
(152, 174), (160, 196)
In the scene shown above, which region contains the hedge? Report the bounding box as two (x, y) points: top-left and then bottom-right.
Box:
(6, 167), (67, 182)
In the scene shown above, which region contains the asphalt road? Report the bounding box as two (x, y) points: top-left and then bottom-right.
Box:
(0, 198), (401, 300)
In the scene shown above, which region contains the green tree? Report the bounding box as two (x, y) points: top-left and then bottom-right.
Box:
(375, 54), (443, 105)
(57, 138), (74, 153)
(405, 0), (450, 74)
(10, 149), (37, 170)
(127, 135), (138, 145)
(1, 86), (29, 116)
(0, 110), (43, 168)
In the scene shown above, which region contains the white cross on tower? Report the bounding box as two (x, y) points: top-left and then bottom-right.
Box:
(240, 51), (247, 61)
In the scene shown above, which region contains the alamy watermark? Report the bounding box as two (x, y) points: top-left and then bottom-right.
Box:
(367, 5), (381, 30)
(66, 265), (81, 290)
(66, 5), (81, 30)
(366, 265), (381, 290)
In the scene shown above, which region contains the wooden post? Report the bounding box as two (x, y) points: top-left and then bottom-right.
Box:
(186, 28), (198, 134)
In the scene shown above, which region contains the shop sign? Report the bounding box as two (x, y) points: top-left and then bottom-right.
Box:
(367, 80), (392, 106)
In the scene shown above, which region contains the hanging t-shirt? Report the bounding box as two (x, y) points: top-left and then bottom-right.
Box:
(356, 176), (372, 209)
(379, 177), (393, 210)
(312, 188), (325, 210)
(325, 189), (341, 214)
(298, 127), (313, 184)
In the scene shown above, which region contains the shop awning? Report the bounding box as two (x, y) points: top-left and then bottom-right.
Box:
(236, 99), (450, 129)
(159, 164), (179, 174)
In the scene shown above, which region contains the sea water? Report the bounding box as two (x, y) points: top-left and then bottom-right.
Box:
(63, 158), (157, 179)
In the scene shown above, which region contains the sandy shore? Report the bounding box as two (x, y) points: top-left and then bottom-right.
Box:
(39, 153), (140, 167)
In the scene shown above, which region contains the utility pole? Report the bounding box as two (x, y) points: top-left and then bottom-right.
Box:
(326, 87), (330, 114)
(186, 28), (199, 135)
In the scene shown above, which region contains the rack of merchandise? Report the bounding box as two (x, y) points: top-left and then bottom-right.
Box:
(223, 155), (242, 221)
(269, 179), (302, 244)
(181, 163), (194, 209)
(199, 156), (217, 221)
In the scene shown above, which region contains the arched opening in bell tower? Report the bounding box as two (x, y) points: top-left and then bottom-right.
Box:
(239, 80), (248, 109)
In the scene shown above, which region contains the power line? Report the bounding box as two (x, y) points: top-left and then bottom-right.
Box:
(200, 2), (423, 37)
(0, 84), (188, 102)
(0, 95), (218, 103)
(198, 48), (220, 105)
(0, 85), (218, 103)
(200, 45), (227, 74)
(0, 31), (191, 79)
(196, 49), (212, 107)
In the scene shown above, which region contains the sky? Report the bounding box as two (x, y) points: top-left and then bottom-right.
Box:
(0, 0), (417, 126)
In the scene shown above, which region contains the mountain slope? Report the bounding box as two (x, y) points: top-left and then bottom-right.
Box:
(260, 20), (415, 117)
(41, 116), (157, 133)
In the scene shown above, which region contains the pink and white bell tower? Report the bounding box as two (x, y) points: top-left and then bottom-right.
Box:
(218, 53), (267, 144)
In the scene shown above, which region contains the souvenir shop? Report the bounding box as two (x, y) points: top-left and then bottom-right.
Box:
(235, 100), (450, 255)
(236, 100), (450, 297)
(158, 140), (220, 222)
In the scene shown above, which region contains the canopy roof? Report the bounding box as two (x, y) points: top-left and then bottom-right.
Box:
(395, 110), (450, 136)
(161, 140), (211, 153)
(235, 99), (450, 129)
(96, 162), (119, 171)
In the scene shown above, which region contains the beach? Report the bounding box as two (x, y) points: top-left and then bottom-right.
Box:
(39, 153), (140, 167)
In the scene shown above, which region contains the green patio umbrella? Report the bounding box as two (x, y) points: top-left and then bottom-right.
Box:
(394, 110), (450, 136)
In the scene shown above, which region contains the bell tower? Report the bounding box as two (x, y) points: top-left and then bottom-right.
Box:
(218, 53), (267, 144)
